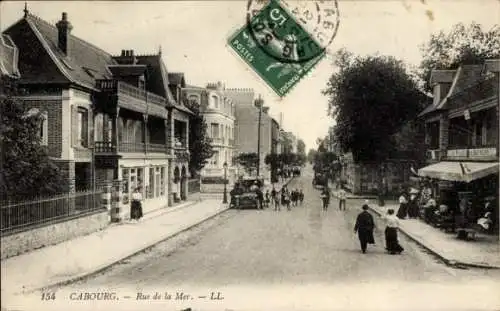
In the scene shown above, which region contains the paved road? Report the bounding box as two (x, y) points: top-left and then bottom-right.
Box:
(60, 166), (500, 310)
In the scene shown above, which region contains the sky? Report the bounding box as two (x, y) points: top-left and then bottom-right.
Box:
(1, 0), (499, 151)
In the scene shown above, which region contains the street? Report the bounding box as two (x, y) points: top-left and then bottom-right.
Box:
(57, 165), (500, 310)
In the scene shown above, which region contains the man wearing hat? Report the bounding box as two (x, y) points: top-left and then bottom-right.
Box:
(354, 203), (376, 253)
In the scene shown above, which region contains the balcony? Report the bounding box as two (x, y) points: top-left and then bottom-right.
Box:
(96, 79), (168, 118)
(446, 145), (498, 161)
(94, 141), (169, 154)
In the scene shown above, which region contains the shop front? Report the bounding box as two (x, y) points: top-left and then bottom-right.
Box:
(417, 161), (499, 238)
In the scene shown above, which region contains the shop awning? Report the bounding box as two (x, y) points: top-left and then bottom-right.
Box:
(418, 161), (499, 183)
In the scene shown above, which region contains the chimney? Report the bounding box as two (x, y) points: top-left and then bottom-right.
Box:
(56, 12), (72, 56)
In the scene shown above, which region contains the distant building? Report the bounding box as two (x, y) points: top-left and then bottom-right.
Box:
(226, 88), (275, 180)
(182, 81), (237, 182)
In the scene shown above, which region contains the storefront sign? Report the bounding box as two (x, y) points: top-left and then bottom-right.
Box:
(469, 148), (497, 158)
(447, 149), (468, 158)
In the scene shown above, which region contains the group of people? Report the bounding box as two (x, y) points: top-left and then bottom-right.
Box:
(397, 190), (420, 219)
(354, 202), (404, 255)
(268, 186), (304, 211)
(320, 187), (347, 211)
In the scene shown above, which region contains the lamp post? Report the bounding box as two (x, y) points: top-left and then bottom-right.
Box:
(256, 95), (263, 177)
(223, 161), (228, 204)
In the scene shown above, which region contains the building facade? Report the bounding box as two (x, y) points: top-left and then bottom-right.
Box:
(4, 10), (192, 215)
(182, 82), (237, 182)
(417, 60), (499, 232)
(226, 88), (275, 180)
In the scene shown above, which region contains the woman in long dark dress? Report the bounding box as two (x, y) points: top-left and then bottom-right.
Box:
(130, 187), (143, 221)
(396, 192), (408, 219)
(384, 209), (404, 254)
(354, 204), (375, 254)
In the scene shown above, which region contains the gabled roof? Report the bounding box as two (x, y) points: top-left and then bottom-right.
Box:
(419, 63), (489, 117)
(135, 55), (176, 107)
(168, 72), (185, 87)
(7, 13), (117, 90)
(0, 34), (20, 78)
(448, 64), (484, 96)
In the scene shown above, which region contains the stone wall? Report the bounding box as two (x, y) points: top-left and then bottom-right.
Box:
(0, 210), (108, 260)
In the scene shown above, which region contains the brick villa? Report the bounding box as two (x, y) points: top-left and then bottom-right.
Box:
(2, 9), (192, 210)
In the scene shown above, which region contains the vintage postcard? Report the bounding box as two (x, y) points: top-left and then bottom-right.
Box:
(1, 0), (499, 310)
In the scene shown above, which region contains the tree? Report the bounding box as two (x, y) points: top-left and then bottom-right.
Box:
(0, 77), (65, 200)
(296, 139), (306, 156)
(418, 22), (500, 92)
(184, 97), (214, 178)
(264, 153), (280, 182)
(323, 50), (428, 163)
(307, 149), (316, 164)
(234, 152), (259, 175)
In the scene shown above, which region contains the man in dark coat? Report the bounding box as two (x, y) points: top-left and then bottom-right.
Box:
(354, 204), (375, 253)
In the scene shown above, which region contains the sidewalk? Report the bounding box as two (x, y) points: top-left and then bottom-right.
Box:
(1, 199), (229, 297)
(329, 188), (500, 269)
(368, 203), (500, 269)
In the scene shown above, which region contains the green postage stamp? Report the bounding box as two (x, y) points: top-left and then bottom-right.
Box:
(228, 0), (339, 97)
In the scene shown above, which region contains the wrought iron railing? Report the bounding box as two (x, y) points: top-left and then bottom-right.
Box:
(148, 143), (168, 153)
(94, 141), (116, 153)
(96, 79), (167, 108)
(118, 142), (146, 152)
(1, 189), (103, 234)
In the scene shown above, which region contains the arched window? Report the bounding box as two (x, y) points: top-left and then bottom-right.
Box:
(211, 95), (218, 109)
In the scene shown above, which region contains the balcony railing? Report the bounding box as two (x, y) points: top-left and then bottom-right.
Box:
(96, 79), (167, 108)
(446, 145), (498, 160)
(448, 76), (498, 110)
(94, 141), (170, 154)
(148, 143), (168, 153)
(118, 142), (146, 153)
(94, 141), (116, 153)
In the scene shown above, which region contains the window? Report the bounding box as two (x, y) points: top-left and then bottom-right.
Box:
(77, 108), (88, 147)
(40, 112), (48, 146)
(188, 95), (199, 107)
(211, 95), (218, 109)
(211, 123), (219, 138)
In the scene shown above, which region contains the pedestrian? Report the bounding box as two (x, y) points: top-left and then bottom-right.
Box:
(298, 189), (304, 205)
(383, 209), (404, 254)
(407, 192), (419, 218)
(130, 187), (143, 222)
(354, 204), (375, 253)
(338, 187), (347, 211)
(271, 187), (279, 211)
(320, 187), (330, 211)
(264, 190), (270, 208)
(396, 192), (408, 219)
(282, 188), (291, 211)
(256, 186), (264, 210)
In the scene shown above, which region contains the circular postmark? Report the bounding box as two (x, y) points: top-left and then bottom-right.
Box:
(246, 0), (340, 64)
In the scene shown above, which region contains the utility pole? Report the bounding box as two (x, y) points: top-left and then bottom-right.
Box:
(256, 95), (263, 177)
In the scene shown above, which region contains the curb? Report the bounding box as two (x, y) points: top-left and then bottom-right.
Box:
(368, 206), (500, 270)
(25, 204), (231, 294)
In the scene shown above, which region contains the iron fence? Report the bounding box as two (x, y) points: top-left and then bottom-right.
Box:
(0, 189), (104, 234)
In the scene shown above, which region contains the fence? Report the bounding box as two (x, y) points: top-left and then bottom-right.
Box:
(0, 189), (104, 234)
(188, 179), (200, 194)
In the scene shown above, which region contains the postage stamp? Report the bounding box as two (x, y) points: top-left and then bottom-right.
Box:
(228, 0), (340, 97)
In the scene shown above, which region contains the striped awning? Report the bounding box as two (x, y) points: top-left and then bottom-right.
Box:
(418, 161), (499, 183)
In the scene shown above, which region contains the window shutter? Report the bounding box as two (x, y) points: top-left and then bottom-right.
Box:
(71, 105), (78, 147)
(88, 109), (94, 148)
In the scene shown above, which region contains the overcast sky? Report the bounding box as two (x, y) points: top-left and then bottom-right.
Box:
(1, 0), (499, 151)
